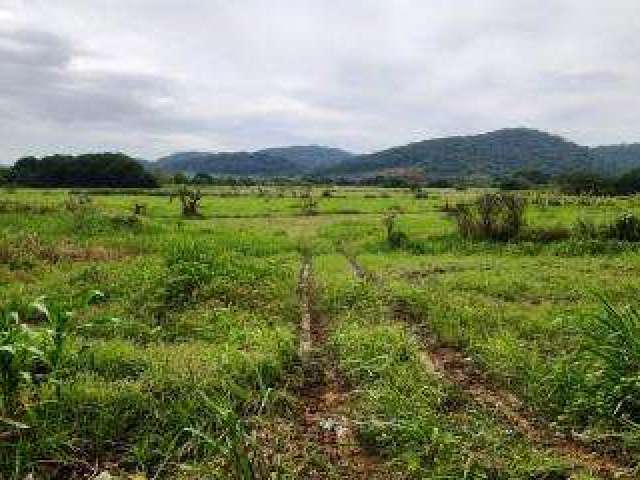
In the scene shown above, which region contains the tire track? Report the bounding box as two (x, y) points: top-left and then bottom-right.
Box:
(293, 254), (380, 479)
(344, 252), (635, 479)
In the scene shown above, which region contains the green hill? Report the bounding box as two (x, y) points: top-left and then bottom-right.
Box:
(155, 146), (352, 176)
(324, 128), (600, 180)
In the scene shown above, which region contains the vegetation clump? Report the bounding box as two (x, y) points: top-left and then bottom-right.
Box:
(455, 193), (526, 241)
(566, 302), (640, 423)
(172, 186), (203, 217)
(300, 189), (318, 215)
(575, 212), (640, 241)
(383, 213), (409, 248)
(1, 300), (71, 414)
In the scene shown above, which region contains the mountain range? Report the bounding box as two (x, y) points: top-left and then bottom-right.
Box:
(147, 128), (640, 180)
(154, 146), (352, 177)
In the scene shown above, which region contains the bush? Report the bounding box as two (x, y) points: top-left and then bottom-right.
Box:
(608, 213), (640, 241)
(556, 171), (614, 195)
(522, 225), (571, 242)
(574, 217), (600, 239)
(383, 214), (409, 248)
(455, 193), (526, 241)
(495, 176), (532, 191)
(574, 213), (640, 242)
(172, 186), (203, 217)
(414, 189), (428, 199)
(614, 168), (640, 195)
(300, 189), (318, 215)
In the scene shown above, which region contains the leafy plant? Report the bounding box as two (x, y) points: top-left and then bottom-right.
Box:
(0, 299), (71, 413)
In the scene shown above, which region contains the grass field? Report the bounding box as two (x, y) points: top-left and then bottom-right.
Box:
(2, 186), (640, 479)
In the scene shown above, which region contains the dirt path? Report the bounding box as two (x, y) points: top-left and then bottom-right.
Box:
(344, 253), (636, 479)
(293, 255), (380, 479)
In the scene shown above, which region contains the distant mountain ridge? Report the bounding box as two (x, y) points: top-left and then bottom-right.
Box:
(149, 129), (640, 179)
(154, 146), (352, 176)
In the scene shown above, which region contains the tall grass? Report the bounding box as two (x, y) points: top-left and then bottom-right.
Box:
(577, 301), (640, 421)
(455, 193), (526, 241)
(575, 212), (640, 242)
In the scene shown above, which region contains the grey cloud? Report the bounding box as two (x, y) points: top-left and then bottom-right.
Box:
(537, 71), (626, 93)
(1, 0), (640, 161)
(0, 27), (192, 131)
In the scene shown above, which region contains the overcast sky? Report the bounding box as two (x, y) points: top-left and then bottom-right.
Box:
(1, 0), (639, 162)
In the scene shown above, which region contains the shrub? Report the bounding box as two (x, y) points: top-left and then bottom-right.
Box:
(608, 212), (640, 241)
(0, 200), (57, 215)
(614, 168), (640, 195)
(556, 171), (614, 195)
(455, 193), (526, 241)
(383, 213), (408, 248)
(414, 189), (428, 199)
(573, 217), (600, 239)
(300, 189), (318, 215)
(574, 213), (640, 242)
(495, 176), (532, 191)
(171, 186), (203, 217)
(522, 225), (571, 243)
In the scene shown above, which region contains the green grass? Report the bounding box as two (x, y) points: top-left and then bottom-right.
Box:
(2, 186), (640, 478)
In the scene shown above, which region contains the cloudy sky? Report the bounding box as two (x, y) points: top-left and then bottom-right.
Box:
(1, 0), (639, 162)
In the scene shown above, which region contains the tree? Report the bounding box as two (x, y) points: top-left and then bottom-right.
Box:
(614, 168), (640, 195)
(10, 153), (157, 188)
(0, 166), (10, 185)
(192, 172), (214, 185)
(556, 171), (613, 195)
(172, 172), (189, 185)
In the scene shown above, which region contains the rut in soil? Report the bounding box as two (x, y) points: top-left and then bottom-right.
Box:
(344, 253), (636, 479)
(294, 255), (380, 479)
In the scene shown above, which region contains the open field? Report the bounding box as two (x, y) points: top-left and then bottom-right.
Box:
(2, 186), (640, 479)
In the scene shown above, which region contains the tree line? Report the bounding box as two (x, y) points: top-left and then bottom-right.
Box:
(3, 153), (157, 188)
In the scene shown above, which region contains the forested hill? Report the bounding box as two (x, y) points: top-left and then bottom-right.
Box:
(592, 144), (640, 175)
(323, 128), (603, 179)
(154, 146), (352, 176)
(156, 129), (640, 180)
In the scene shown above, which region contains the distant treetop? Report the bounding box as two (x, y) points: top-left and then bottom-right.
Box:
(10, 153), (158, 188)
